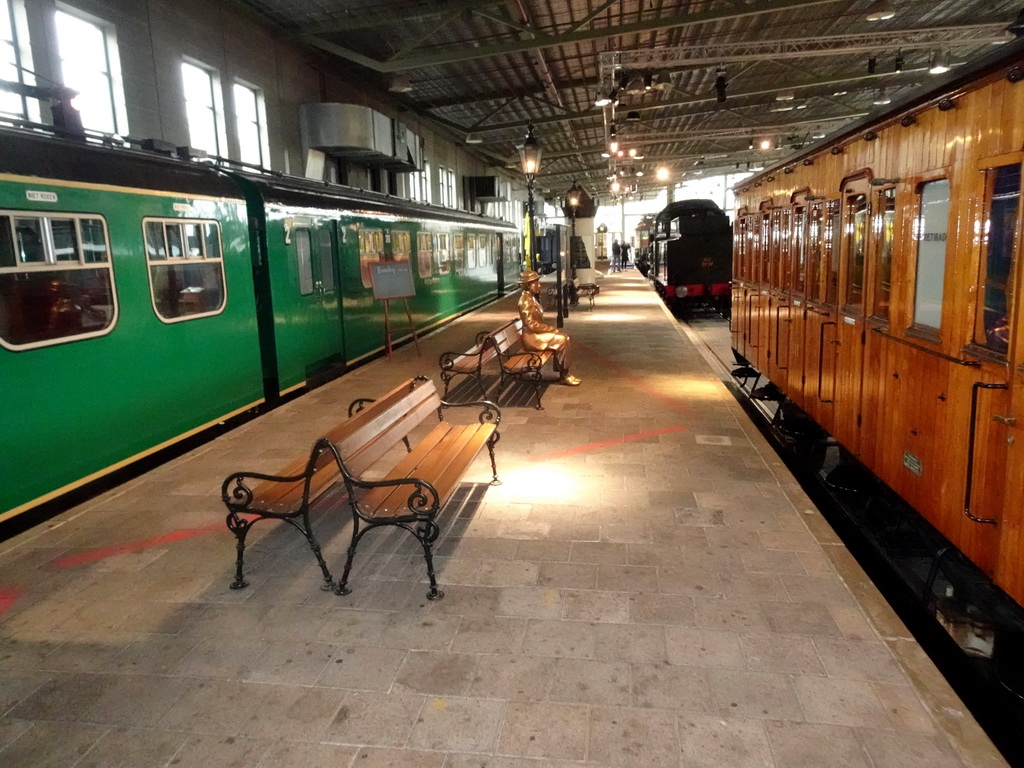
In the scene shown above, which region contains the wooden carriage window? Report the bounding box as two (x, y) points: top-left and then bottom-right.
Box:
(759, 212), (770, 284)
(735, 217), (747, 280)
(779, 208), (793, 289)
(807, 203), (823, 301)
(843, 192), (868, 311)
(871, 187), (896, 321)
(912, 178), (950, 331)
(821, 200), (841, 305)
(974, 164), (1019, 355)
(792, 205), (807, 294)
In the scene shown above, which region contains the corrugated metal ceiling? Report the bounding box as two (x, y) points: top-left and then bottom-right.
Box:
(234, 0), (1021, 198)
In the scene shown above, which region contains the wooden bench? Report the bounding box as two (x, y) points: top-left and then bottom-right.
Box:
(221, 376), (501, 599)
(488, 319), (554, 410)
(437, 319), (518, 398)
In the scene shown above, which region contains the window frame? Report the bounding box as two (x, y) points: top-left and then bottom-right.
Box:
(908, 175), (951, 337)
(232, 79), (269, 168)
(181, 59), (227, 158)
(53, 5), (128, 135)
(143, 216), (227, 323)
(0, 209), (118, 350)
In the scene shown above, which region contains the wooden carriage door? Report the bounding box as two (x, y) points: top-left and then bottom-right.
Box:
(832, 176), (871, 455)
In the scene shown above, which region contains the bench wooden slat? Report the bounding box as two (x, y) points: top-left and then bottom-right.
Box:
(360, 422), (494, 517)
(342, 392), (441, 478)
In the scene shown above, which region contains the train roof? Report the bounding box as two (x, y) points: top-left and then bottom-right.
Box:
(735, 34), (1024, 189)
(233, 171), (518, 231)
(0, 124), (241, 199)
(653, 199), (730, 239)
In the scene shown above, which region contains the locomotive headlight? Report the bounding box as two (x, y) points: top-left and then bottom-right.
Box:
(675, 286), (689, 298)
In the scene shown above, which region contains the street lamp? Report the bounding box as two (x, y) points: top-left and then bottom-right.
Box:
(566, 179), (583, 279)
(518, 124), (542, 271)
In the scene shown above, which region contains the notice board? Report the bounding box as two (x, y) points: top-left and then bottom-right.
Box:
(369, 261), (415, 300)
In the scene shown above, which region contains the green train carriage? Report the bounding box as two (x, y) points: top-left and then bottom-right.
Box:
(0, 125), (518, 528)
(0, 130), (264, 524)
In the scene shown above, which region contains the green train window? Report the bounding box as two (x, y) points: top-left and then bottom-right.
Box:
(0, 211), (117, 350)
(417, 232), (433, 278)
(466, 235), (478, 269)
(358, 228), (383, 289)
(144, 218), (226, 322)
(295, 229), (313, 295)
(453, 233), (465, 272)
(436, 232), (450, 274)
(975, 164), (1018, 356)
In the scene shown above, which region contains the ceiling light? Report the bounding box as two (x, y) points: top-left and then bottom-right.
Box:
(465, 135), (482, 144)
(776, 90), (795, 101)
(594, 93), (612, 107)
(865, 0), (895, 22)
(873, 88), (891, 105)
(609, 139), (619, 153)
(601, 151), (611, 158)
(628, 147), (638, 157)
(929, 49), (951, 74)
(759, 139), (772, 150)
(625, 110), (641, 122)
(656, 167), (670, 181)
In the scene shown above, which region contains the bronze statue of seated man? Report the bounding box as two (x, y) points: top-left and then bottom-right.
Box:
(517, 269), (581, 386)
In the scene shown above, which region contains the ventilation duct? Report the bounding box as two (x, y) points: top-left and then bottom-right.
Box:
(299, 103), (421, 171)
(468, 176), (510, 202)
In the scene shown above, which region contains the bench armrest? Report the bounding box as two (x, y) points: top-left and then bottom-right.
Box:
(221, 469), (310, 512)
(439, 398), (502, 427)
(348, 473), (442, 520)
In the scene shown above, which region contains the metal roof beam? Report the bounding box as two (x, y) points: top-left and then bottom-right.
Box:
(303, 0), (845, 72)
(295, 0), (496, 35)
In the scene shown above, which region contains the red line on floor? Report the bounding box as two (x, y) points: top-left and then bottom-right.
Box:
(577, 342), (694, 417)
(50, 521), (225, 569)
(0, 588), (25, 618)
(536, 424), (688, 462)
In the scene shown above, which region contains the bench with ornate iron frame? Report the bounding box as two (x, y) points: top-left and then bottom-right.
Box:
(488, 319), (554, 410)
(437, 318), (518, 398)
(221, 376), (501, 599)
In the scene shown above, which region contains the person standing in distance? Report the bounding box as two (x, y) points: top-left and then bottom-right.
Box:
(611, 239), (621, 272)
(517, 270), (581, 386)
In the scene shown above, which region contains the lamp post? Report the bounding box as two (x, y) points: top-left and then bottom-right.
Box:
(517, 124), (542, 272)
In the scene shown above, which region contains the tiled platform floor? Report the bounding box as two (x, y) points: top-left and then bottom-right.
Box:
(0, 271), (1009, 767)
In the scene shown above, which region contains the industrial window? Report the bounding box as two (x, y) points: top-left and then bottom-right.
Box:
(466, 235), (478, 269)
(1, 0), (33, 121)
(182, 61), (225, 157)
(975, 164), (1019, 356)
(0, 211), (116, 349)
(358, 228), (383, 289)
(423, 162), (432, 204)
(233, 81), (268, 167)
(439, 167), (456, 208)
(843, 192), (868, 311)
(871, 188), (896, 321)
(54, 8), (127, 134)
(417, 232), (433, 278)
(912, 178), (950, 331)
(144, 218), (226, 322)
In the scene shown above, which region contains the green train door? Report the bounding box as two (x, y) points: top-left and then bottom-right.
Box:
(292, 223), (344, 383)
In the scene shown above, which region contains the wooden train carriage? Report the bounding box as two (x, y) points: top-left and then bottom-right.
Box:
(731, 37), (1024, 607)
(231, 173), (516, 392)
(0, 128), (263, 524)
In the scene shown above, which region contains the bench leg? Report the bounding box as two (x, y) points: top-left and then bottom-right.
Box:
(415, 520), (444, 600)
(531, 378), (544, 410)
(487, 434), (501, 485)
(226, 514), (252, 590)
(287, 513), (334, 591)
(334, 515), (367, 596)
